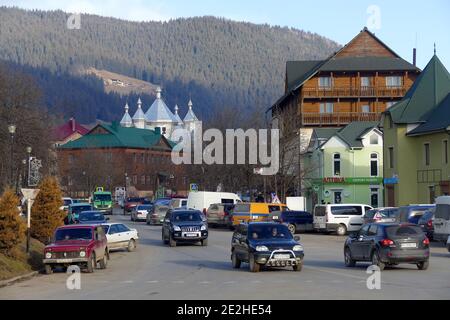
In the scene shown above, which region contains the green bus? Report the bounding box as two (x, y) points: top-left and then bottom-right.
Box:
(92, 187), (113, 215)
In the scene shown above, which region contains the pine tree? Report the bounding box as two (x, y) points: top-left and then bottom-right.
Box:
(0, 188), (26, 256)
(30, 177), (65, 244)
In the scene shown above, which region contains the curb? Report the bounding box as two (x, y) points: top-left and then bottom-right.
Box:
(0, 271), (40, 288)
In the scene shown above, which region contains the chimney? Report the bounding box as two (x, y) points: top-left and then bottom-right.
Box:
(70, 117), (75, 132)
(413, 48), (417, 67)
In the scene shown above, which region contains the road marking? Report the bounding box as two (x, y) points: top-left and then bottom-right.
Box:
(172, 280), (185, 284)
(199, 281), (211, 284)
(147, 280), (159, 284)
(223, 281), (236, 285)
(121, 280), (134, 284)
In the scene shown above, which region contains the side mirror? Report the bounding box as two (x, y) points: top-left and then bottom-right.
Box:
(294, 236), (301, 242)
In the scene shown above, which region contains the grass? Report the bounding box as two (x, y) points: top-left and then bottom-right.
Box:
(0, 238), (45, 281)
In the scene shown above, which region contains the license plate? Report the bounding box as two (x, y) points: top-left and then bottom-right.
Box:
(401, 243), (417, 249)
(56, 259), (73, 263)
(184, 233), (198, 237)
(272, 216), (279, 220)
(274, 254), (290, 259)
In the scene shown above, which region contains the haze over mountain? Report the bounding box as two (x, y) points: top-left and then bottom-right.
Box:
(0, 7), (340, 123)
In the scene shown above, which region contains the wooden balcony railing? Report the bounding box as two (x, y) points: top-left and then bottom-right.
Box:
(302, 86), (407, 98)
(302, 112), (381, 126)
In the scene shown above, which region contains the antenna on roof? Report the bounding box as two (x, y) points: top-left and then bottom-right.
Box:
(434, 43), (437, 55)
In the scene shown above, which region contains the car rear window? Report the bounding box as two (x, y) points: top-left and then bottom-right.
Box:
(314, 206), (326, 216)
(386, 225), (422, 238)
(435, 204), (450, 220)
(55, 228), (92, 241)
(79, 212), (105, 221)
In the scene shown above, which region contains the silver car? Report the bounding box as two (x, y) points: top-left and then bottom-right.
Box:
(363, 207), (399, 224)
(146, 205), (170, 225)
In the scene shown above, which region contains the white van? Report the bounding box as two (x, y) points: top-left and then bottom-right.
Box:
(313, 204), (373, 236)
(187, 192), (241, 214)
(433, 196), (450, 242)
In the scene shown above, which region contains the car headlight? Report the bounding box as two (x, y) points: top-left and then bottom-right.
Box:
(256, 246), (269, 252)
(201, 225), (207, 231)
(293, 245), (304, 252)
(79, 251), (86, 257)
(173, 225), (181, 231)
(45, 252), (52, 259)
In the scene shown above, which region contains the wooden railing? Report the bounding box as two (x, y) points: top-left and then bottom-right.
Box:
(302, 112), (381, 126)
(302, 86), (407, 98)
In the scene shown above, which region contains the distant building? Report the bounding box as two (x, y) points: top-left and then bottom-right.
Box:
(304, 122), (383, 210)
(51, 117), (89, 147)
(383, 55), (450, 206)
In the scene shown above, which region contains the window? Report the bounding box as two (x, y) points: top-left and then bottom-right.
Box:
(162, 127), (167, 135)
(361, 77), (371, 87)
(370, 134), (379, 145)
(146, 175), (151, 185)
(132, 175), (137, 185)
(361, 105), (370, 113)
(320, 102), (334, 113)
(133, 153), (137, 163)
(319, 77), (332, 88)
(333, 153), (341, 176)
(443, 140), (448, 164)
(68, 154), (74, 164)
(424, 143), (430, 166)
(368, 224), (378, 236)
(331, 206), (363, 216)
(388, 147), (394, 169)
(141, 175), (145, 185)
(105, 153), (112, 162)
(386, 76), (402, 87)
(370, 153), (379, 177)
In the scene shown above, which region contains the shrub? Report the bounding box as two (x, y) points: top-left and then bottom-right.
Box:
(0, 189), (26, 256)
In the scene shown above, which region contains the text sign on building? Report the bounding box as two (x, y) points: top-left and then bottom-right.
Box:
(322, 177), (383, 185)
(384, 177), (399, 185)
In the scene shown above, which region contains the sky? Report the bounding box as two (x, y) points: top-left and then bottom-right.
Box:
(1, 0), (449, 69)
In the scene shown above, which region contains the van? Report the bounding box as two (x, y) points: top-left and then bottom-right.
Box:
(313, 204), (373, 236)
(170, 198), (188, 209)
(433, 196), (450, 242)
(231, 203), (288, 226)
(187, 192), (241, 215)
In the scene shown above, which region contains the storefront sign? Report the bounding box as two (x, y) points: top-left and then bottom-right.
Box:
(384, 177), (399, 185)
(321, 177), (383, 185)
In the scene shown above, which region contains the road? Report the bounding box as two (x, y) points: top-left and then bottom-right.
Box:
(1, 210), (449, 300)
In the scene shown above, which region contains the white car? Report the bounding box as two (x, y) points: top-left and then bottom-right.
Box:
(61, 197), (73, 211)
(131, 204), (153, 222)
(102, 223), (139, 252)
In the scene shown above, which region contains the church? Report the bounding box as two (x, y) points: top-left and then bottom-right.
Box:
(119, 86), (202, 138)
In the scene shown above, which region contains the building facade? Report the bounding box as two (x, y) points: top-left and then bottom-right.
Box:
(383, 55), (450, 206)
(304, 122), (383, 210)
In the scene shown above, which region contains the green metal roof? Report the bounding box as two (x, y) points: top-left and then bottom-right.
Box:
(60, 123), (174, 150)
(386, 55), (450, 125)
(333, 122), (379, 148)
(408, 93), (450, 136)
(313, 128), (340, 140)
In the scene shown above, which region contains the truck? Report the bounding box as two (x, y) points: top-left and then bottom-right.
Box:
(92, 187), (113, 215)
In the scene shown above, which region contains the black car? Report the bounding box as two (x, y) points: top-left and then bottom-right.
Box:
(344, 223), (430, 271)
(162, 210), (208, 247)
(418, 210), (435, 240)
(231, 222), (305, 273)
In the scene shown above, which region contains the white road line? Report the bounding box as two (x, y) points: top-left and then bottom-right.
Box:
(223, 281), (236, 285)
(199, 281), (211, 284)
(172, 280), (185, 284)
(147, 280), (159, 284)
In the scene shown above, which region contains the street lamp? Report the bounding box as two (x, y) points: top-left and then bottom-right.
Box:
(26, 147), (32, 187)
(8, 124), (16, 187)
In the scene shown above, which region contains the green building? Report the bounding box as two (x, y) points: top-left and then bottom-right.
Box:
(383, 55), (450, 206)
(304, 122), (383, 211)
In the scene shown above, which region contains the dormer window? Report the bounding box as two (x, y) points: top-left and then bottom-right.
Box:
(370, 134), (379, 145)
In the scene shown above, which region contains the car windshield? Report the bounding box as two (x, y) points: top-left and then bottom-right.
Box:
(79, 212), (105, 221)
(128, 198), (143, 203)
(55, 228), (92, 241)
(102, 225), (110, 234)
(248, 224), (293, 240)
(72, 205), (92, 214)
(137, 205), (152, 210)
(173, 211), (202, 222)
(386, 225), (422, 238)
(156, 200), (171, 206)
(63, 199), (72, 206)
(94, 194), (112, 202)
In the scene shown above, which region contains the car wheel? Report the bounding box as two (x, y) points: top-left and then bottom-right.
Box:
(127, 239), (136, 252)
(169, 235), (177, 247)
(293, 262), (303, 272)
(249, 254), (260, 273)
(231, 251), (241, 269)
(344, 247), (356, 267)
(99, 251), (108, 269)
(201, 239), (208, 246)
(288, 224), (296, 235)
(44, 265), (53, 275)
(417, 260), (429, 270)
(86, 254), (95, 273)
(371, 250), (385, 271)
(336, 224), (347, 236)
(162, 232), (168, 244)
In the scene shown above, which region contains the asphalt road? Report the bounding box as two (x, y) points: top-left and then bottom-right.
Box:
(1, 210), (449, 300)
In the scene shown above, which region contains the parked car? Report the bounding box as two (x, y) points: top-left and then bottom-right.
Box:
(344, 223), (430, 271)
(206, 203), (235, 228)
(162, 209), (208, 247)
(314, 204), (373, 236)
(397, 205), (435, 224)
(187, 191), (241, 215)
(131, 204), (153, 222)
(43, 225), (109, 274)
(363, 207), (399, 225)
(231, 222), (304, 272)
(418, 209), (435, 241)
(433, 196), (450, 242)
(147, 204), (170, 225)
(231, 203), (288, 226)
(124, 197), (146, 213)
(170, 198), (188, 209)
(268, 210), (314, 234)
(447, 235), (450, 252)
(78, 211), (109, 225)
(102, 223), (139, 252)
(66, 203), (93, 224)
(61, 197), (73, 211)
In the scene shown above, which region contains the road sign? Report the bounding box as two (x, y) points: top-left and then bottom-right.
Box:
(21, 188), (40, 201)
(190, 184), (199, 192)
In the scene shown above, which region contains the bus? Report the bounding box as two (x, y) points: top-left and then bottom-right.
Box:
(92, 187), (113, 215)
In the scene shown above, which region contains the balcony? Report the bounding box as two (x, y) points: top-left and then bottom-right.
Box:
(302, 86), (407, 98)
(302, 112), (381, 126)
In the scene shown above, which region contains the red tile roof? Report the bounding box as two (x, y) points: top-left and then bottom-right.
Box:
(52, 118), (89, 142)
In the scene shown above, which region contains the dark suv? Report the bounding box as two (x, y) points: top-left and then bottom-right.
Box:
(344, 223), (430, 271)
(231, 222), (305, 273)
(162, 210), (208, 247)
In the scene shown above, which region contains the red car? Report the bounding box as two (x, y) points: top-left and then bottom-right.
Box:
(124, 197), (146, 214)
(43, 225), (109, 274)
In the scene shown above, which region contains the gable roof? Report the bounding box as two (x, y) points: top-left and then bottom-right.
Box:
(318, 122), (380, 149)
(52, 118), (89, 141)
(386, 55), (450, 125)
(59, 122), (173, 151)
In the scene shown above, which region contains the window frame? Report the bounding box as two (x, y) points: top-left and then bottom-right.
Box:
(333, 153), (341, 177)
(370, 153), (379, 177)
